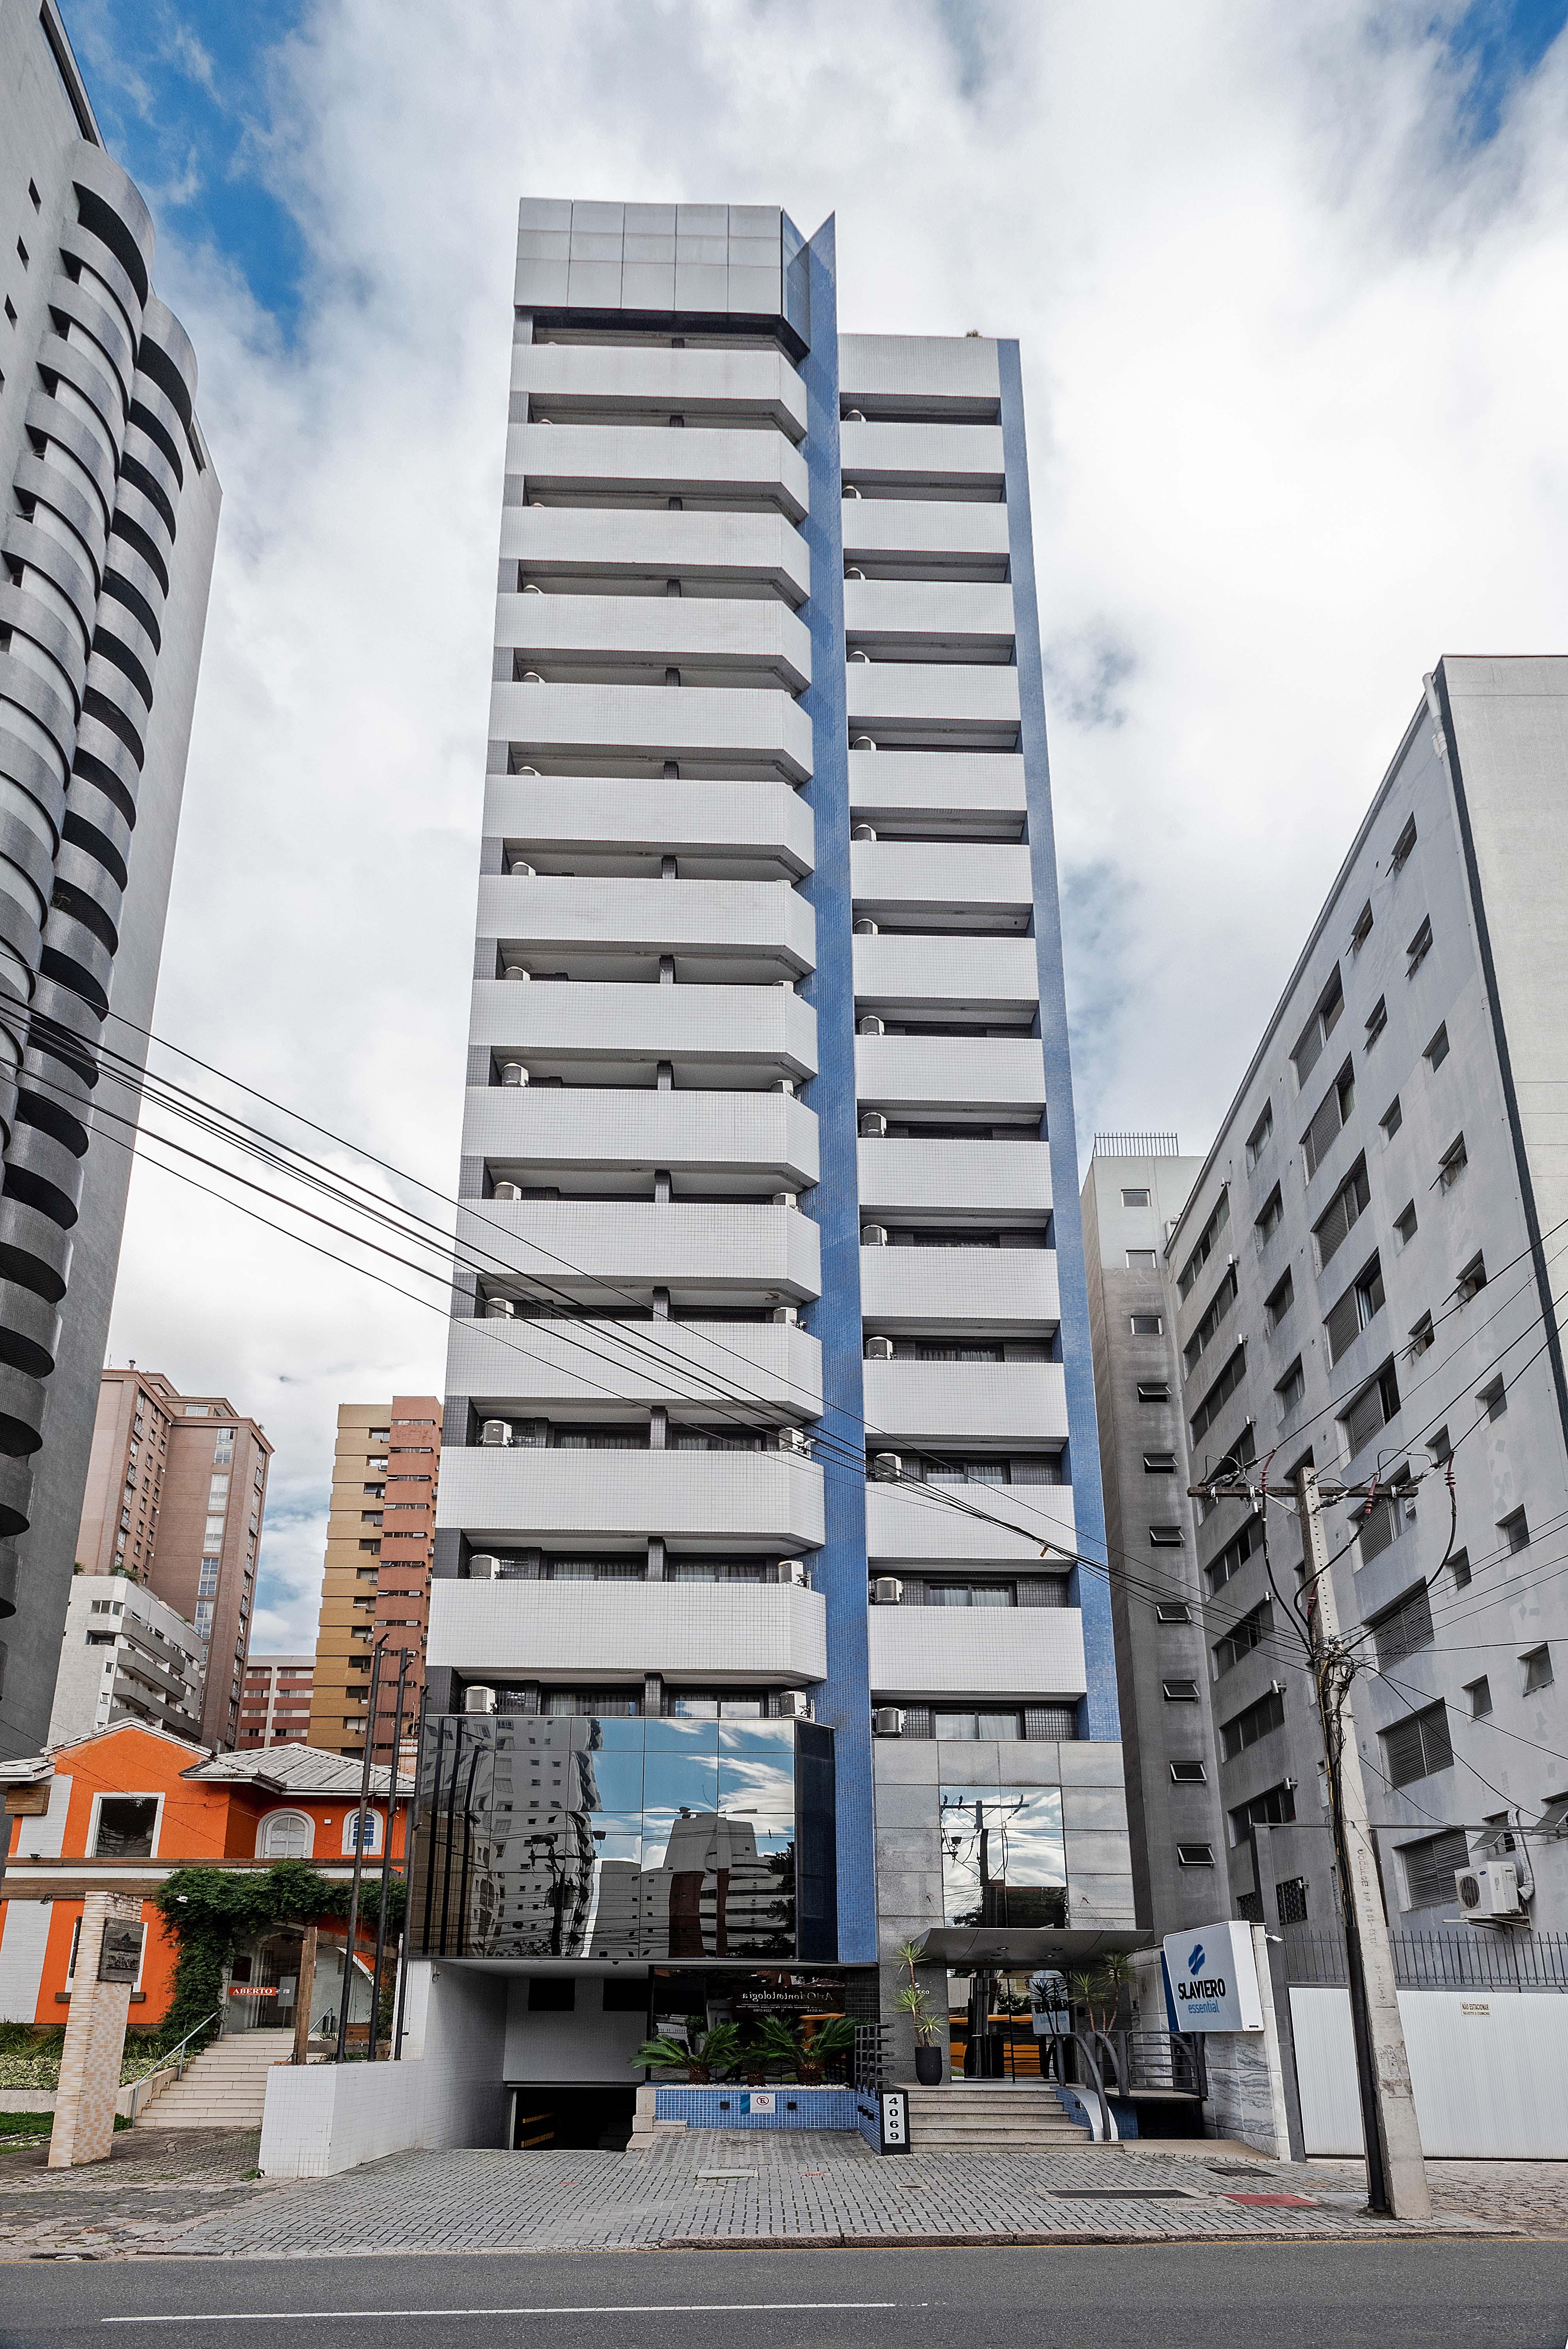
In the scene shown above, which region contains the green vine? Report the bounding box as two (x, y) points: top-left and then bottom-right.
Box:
(151, 1863), (406, 2044)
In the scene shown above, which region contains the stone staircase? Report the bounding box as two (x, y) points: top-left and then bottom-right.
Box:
(145, 2030), (298, 2130)
(900, 2080), (1092, 2152)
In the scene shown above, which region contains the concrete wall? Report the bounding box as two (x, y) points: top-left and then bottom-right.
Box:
(502, 1974), (648, 2082)
(1291, 1983), (1568, 2158)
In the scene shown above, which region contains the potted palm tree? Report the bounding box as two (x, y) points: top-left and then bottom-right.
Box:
(631, 2018), (741, 2084)
(748, 2013), (802, 2079)
(798, 2014), (856, 2083)
(894, 1939), (944, 2084)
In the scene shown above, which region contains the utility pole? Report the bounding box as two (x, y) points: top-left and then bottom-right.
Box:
(1297, 1465), (1430, 2219)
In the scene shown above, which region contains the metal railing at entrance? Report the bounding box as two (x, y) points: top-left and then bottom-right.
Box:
(1282, 1923), (1568, 1991)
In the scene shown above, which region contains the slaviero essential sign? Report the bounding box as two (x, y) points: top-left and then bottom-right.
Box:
(1162, 1919), (1265, 2034)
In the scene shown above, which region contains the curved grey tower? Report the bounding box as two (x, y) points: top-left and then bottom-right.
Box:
(0, 3), (221, 1756)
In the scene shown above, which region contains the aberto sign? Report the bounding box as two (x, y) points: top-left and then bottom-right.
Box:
(1161, 1920), (1265, 2034)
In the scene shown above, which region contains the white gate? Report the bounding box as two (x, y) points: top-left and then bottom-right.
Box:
(1290, 1984), (1568, 2157)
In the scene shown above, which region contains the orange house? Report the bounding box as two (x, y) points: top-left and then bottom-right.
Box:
(0, 1724), (410, 2035)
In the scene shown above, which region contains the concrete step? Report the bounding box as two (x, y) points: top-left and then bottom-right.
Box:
(143, 2032), (293, 2128)
(901, 2082), (1091, 2149)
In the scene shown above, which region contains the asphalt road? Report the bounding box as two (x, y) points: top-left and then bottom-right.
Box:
(1, 2242), (1565, 2349)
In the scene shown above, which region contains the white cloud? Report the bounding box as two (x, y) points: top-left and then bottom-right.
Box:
(103, 0), (1568, 1647)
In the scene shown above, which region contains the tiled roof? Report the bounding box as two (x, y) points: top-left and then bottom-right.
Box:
(184, 1746), (412, 1797)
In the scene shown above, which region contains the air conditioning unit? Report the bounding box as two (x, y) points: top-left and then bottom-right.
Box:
(851, 823), (878, 842)
(484, 1296), (515, 1319)
(861, 1224), (889, 1246)
(502, 964), (530, 981)
(778, 1426), (812, 1456)
(510, 857), (536, 875)
(873, 1576), (904, 1605)
(479, 1419), (513, 1447)
(853, 916), (879, 935)
(492, 1181), (522, 1202)
(463, 1684), (497, 1715)
(859, 1112), (888, 1139)
(468, 1554), (501, 1581)
(865, 1336), (894, 1360)
(857, 1015), (886, 1036)
(1455, 1859), (1527, 1922)
(500, 1062), (528, 1087)
(873, 1706), (906, 1737)
(770, 1304), (799, 1325)
(771, 1559), (809, 1588)
(772, 1191), (799, 1210)
(774, 1691), (814, 1720)
(871, 1451), (903, 1482)
(773, 1077), (795, 1096)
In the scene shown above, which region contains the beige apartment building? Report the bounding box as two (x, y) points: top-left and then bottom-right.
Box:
(237, 1654), (314, 1750)
(308, 1397), (439, 1759)
(75, 1368), (274, 1750)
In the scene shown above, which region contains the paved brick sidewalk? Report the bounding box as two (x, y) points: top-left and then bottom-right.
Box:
(0, 2126), (276, 2261)
(1310, 2157), (1568, 2236)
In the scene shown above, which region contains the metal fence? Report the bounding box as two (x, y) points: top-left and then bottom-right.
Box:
(1092, 1132), (1181, 1159)
(1282, 1923), (1568, 1991)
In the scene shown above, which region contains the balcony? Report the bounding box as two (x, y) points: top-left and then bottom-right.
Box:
(855, 1035), (1046, 1113)
(427, 1577), (826, 1684)
(445, 1314), (823, 1413)
(478, 875), (815, 975)
(453, 1200), (822, 1297)
(850, 749), (1025, 823)
(483, 777), (815, 874)
(860, 1246), (1059, 1332)
(843, 578), (1014, 658)
(515, 342), (807, 439)
(489, 681), (814, 781)
(866, 1478), (1077, 1566)
(859, 1137), (1052, 1217)
(508, 422), (809, 521)
(841, 499), (1010, 566)
(463, 1085), (820, 1188)
(851, 841), (1034, 919)
(846, 663), (1020, 748)
(840, 419), (1005, 494)
(469, 980), (818, 1080)
(495, 594), (811, 691)
(854, 934), (1038, 1013)
(862, 1359), (1068, 1446)
(435, 1446), (825, 1549)
(499, 507), (810, 603)
(868, 1602), (1085, 1700)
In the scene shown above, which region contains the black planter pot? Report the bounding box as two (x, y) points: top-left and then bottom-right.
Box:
(914, 2046), (943, 2085)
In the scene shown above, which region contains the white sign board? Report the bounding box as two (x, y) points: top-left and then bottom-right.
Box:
(1162, 1919), (1265, 2034)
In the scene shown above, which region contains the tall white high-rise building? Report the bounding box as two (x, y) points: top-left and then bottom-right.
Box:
(410, 202), (1134, 2141)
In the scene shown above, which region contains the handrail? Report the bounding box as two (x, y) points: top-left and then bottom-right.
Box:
(1048, 2028), (1118, 2142)
(123, 2009), (222, 2121)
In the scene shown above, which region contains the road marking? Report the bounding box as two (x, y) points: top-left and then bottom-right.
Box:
(105, 2303), (909, 2325)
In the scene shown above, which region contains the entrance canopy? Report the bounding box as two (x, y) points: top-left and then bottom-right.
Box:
(913, 1927), (1155, 1970)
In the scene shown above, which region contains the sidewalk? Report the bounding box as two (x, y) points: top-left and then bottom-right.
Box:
(5, 2123), (1564, 2259)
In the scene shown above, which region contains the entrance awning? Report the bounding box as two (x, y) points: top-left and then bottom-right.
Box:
(913, 1927), (1156, 1969)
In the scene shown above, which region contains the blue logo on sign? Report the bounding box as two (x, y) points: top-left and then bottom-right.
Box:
(1188, 1944), (1206, 1975)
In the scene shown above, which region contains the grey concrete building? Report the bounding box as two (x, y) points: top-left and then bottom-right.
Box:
(1167, 656), (1568, 1939)
(406, 198), (1133, 2140)
(46, 1570), (203, 1745)
(0, 4), (221, 1759)
(1082, 1137), (1229, 1931)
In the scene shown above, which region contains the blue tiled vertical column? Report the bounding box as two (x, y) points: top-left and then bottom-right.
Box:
(797, 216), (877, 1960)
(998, 340), (1121, 1745)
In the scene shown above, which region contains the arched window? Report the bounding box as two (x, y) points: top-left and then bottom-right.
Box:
(259, 1810), (314, 1859)
(342, 1808), (382, 1855)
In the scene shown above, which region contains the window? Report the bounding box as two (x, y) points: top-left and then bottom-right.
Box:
(1169, 1759), (1208, 1783)
(1391, 814), (1417, 872)
(1314, 1158), (1370, 1271)
(1465, 1675), (1492, 1719)
(1456, 1253), (1486, 1303)
(528, 1977), (576, 2012)
(1150, 1525), (1185, 1548)
(93, 1797), (158, 1859)
(1424, 1023), (1450, 1072)
(1246, 1104), (1274, 1169)
(16, 239), (27, 268)
(1370, 1583), (1434, 1666)
(1126, 1248), (1157, 1269)
(1137, 1380), (1170, 1402)
(343, 1810), (382, 1854)
(1275, 1358), (1305, 1420)
(1256, 1186), (1284, 1244)
(1438, 1133), (1468, 1190)
(1190, 1345), (1247, 1443)
(1342, 1363), (1400, 1458)
(1351, 901), (1374, 953)
(1325, 1255), (1384, 1366)
(1265, 1269), (1294, 1330)
(1162, 1678), (1200, 1702)
(1130, 1313), (1163, 1336)
(1449, 1547), (1470, 1590)
(1381, 1097), (1403, 1141)
(1406, 915), (1433, 975)
(1214, 1599), (1271, 1677)
(1221, 1686), (1286, 1758)
(1178, 1191), (1230, 1300)
(1155, 1601), (1192, 1622)
(1478, 1377), (1507, 1421)
(1121, 1187), (1151, 1208)
(1381, 1701), (1453, 1787)
(1523, 1645), (1554, 1695)
(1143, 1451), (1177, 1473)
(1291, 970), (1343, 1089)
(1183, 1266), (1238, 1374)
(1206, 1517), (1261, 1593)
(1401, 1829), (1468, 1911)
(260, 1811), (314, 1859)
(28, 181), (40, 210)
(1394, 1200), (1418, 1247)
(1364, 996), (1387, 1048)
(1229, 1783), (1297, 1843)
(197, 1560), (219, 1598)
(1302, 1061), (1356, 1180)
(1176, 1843), (1215, 1868)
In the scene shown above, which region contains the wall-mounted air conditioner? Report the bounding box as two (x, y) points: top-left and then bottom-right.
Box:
(468, 1554), (501, 1581)
(1455, 1860), (1527, 1923)
(771, 1559), (810, 1588)
(861, 1224), (889, 1246)
(463, 1684), (497, 1714)
(873, 1707), (906, 1736)
(774, 1691), (814, 1720)
(871, 1452), (903, 1481)
(859, 1112), (888, 1139)
(873, 1576), (904, 1605)
(479, 1420), (513, 1447)
(865, 1336), (894, 1360)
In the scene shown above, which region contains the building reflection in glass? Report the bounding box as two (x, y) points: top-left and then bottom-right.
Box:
(938, 1786), (1068, 1929)
(411, 1715), (836, 1962)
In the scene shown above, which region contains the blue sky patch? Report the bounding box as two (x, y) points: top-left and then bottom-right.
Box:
(1442, 0), (1568, 141)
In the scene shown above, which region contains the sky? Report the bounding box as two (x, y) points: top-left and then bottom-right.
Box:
(52, 0), (1568, 1655)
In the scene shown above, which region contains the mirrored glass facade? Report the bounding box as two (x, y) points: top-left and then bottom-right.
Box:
(411, 1714), (836, 1961)
(937, 1785), (1067, 1929)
